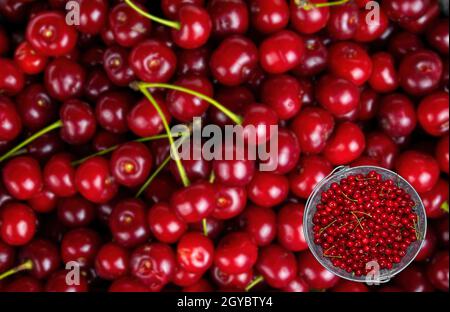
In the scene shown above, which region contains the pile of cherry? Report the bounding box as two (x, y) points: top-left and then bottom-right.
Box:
(0, 0), (448, 292)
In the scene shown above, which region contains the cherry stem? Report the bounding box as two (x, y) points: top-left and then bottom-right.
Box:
(124, 0), (181, 30)
(135, 153), (171, 199)
(0, 259), (33, 281)
(441, 201), (449, 213)
(138, 83), (191, 188)
(295, 0), (349, 10)
(138, 82), (244, 125)
(202, 218), (208, 237)
(0, 120), (63, 163)
(208, 171), (216, 184)
(245, 275), (264, 292)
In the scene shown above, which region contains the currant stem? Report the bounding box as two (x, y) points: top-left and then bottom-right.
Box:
(0, 259), (33, 281)
(139, 82), (244, 125)
(0, 120), (63, 163)
(245, 275), (264, 292)
(319, 219), (337, 235)
(124, 0), (181, 30)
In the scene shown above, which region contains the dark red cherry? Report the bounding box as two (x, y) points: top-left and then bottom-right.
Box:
(18, 239), (59, 279)
(436, 134), (449, 174)
(73, 0), (108, 34)
(83, 68), (114, 102)
(162, 0), (205, 19)
(26, 132), (64, 162)
(278, 203), (308, 252)
(109, 2), (151, 47)
(211, 184), (247, 220)
(290, 0), (329, 34)
(166, 75), (213, 122)
(437, 218), (449, 248)
(427, 252), (449, 292)
(0, 27), (8, 55)
(0, 96), (22, 142)
(43, 153), (76, 198)
(95, 242), (129, 280)
(260, 30), (305, 74)
(103, 45), (136, 86)
(293, 36), (328, 77)
(214, 232), (257, 275)
(44, 58), (86, 101)
(256, 244), (297, 289)
(388, 32), (424, 59)
(357, 88), (379, 121)
(417, 92), (449, 136)
(57, 196), (95, 228)
(242, 104), (279, 145)
(61, 228), (100, 267)
(247, 172), (289, 208)
(365, 132), (398, 169)
(45, 270), (88, 292)
(172, 5), (212, 50)
(0, 203), (36, 246)
(148, 203), (187, 244)
(208, 0), (249, 38)
(316, 75), (360, 117)
(183, 279), (214, 292)
(427, 19), (449, 55)
(395, 150), (440, 193)
(394, 265), (432, 292)
(60, 99), (96, 145)
(398, 1), (439, 33)
(332, 280), (369, 292)
(399, 50), (443, 96)
(96, 91), (132, 134)
(143, 174), (177, 204)
(213, 145), (255, 187)
(421, 179), (448, 219)
(353, 6), (389, 42)
(4, 276), (42, 292)
(383, 0), (431, 21)
(415, 227), (437, 261)
(0, 58), (25, 95)
(170, 182), (215, 223)
(210, 35), (258, 86)
(250, 0), (289, 34)
(75, 156), (119, 204)
(129, 40), (177, 83)
(239, 205), (276, 246)
(327, 1), (359, 40)
(324, 122), (365, 165)
(291, 107), (334, 155)
(211, 266), (253, 290)
(2, 156), (43, 201)
(369, 52), (399, 93)
(378, 93), (417, 138)
(177, 232), (214, 274)
(110, 142), (153, 188)
(290, 155), (333, 199)
(130, 243), (176, 291)
(169, 144), (212, 185)
(14, 41), (48, 75)
(108, 276), (148, 292)
(298, 251), (340, 290)
(177, 46), (210, 77)
(26, 12), (78, 57)
(0, 240), (14, 273)
(190, 217), (224, 240)
(109, 199), (150, 248)
(261, 75), (301, 120)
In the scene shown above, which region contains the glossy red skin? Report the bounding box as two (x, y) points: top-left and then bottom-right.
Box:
(395, 150), (440, 193)
(109, 3), (151, 48)
(436, 134), (449, 174)
(383, 0), (430, 21)
(14, 41), (48, 75)
(398, 1), (439, 33)
(109, 199), (150, 248)
(399, 50), (443, 96)
(211, 266), (253, 290)
(57, 196), (95, 228)
(95, 243), (129, 280)
(327, 2), (359, 40)
(96, 91), (132, 134)
(282, 276), (310, 292)
(167, 75), (213, 122)
(75, 156), (119, 204)
(17, 84), (56, 131)
(420, 179), (448, 219)
(172, 5), (212, 50)
(176, 46), (209, 77)
(378, 93), (417, 138)
(242, 104), (279, 145)
(61, 228), (101, 267)
(169, 145), (212, 185)
(427, 19), (449, 55)
(109, 277), (149, 292)
(73, 0), (108, 34)
(60, 99), (96, 145)
(353, 8), (389, 43)
(324, 122), (366, 165)
(26, 12), (78, 57)
(214, 232), (257, 275)
(170, 182), (215, 223)
(261, 75), (301, 120)
(212, 184), (247, 220)
(4, 276), (42, 292)
(173, 264), (203, 287)
(210, 35), (258, 86)
(44, 58), (86, 102)
(162, 0), (205, 19)
(2, 156), (43, 200)
(103, 45), (136, 86)
(183, 279), (214, 292)
(415, 227), (437, 261)
(293, 36), (328, 77)
(45, 270), (88, 292)
(43, 153), (77, 197)
(247, 172), (289, 208)
(130, 243), (176, 291)
(0, 203), (36, 246)
(328, 42), (373, 86)
(427, 252), (449, 292)
(332, 280), (369, 292)
(208, 0), (249, 38)
(316, 75), (360, 117)
(290, 155), (333, 199)
(436, 218), (449, 248)
(27, 132), (65, 162)
(250, 0), (289, 34)
(28, 189), (57, 214)
(277, 203), (308, 252)
(290, 0), (329, 34)
(177, 232), (214, 274)
(297, 251), (340, 290)
(388, 32), (424, 59)
(213, 148), (254, 187)
(256, 244), (297, 289)
(0, 240), (15, 273)
(190, 218), (224, 240)
(369, 52), (399, 93)
(0, 58), (25, 95)
(365, 132), (398, 169)
(148, 203), (187, 244)
(84, 68), (114, 102)
(291, 107), (335, 155)
(0, 96), (22, 142)
(417, 92), (449, 136)
(260, 30), (305, 74)
(239, 205), (276, 246)
(395, 265), (434, 292)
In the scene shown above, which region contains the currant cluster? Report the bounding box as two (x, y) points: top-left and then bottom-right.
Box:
(0, 0), (448, 293)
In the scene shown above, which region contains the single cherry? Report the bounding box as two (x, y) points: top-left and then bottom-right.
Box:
(256, 244), (297, 289)
(0, 203), (37, 246)
(177, 232), (214, 274)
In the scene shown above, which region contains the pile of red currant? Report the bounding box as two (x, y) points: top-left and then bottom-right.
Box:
(0, 0), (448, 293)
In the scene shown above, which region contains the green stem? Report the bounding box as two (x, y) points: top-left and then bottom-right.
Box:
(245, 275), (264, 292)
(0, 260), (33, 281)
(295, 0), (349, 10)
(139, 83), (244, 125)
(135, 155), (171, 198)
(124, 0), (181, 30)
(0, 120), (63, 163)
(441, 201), (449, 213)
(138, 84), (191, 188)
(202, 218), (208, 237)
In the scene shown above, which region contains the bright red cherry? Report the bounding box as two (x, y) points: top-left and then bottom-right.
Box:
(316, 75), (360, 117)
(256, 244), (297, 289)
(43, 153), (76, 198)
(298, 251), (340, 290)
(211, 266), (253, 290)
(247, 172), (289, 208)
(369, 52), (399, 93)
(147, 203), (187, 244)
(213, 146), (255, 187)
(0, 96), (22, 142)
(290, 0), (329, 34)
(353, 6), (389, 42)
(261, 75), (302, 120)
(324, 122), (366, 165)
(326, 1), (359, 40)
(436, 134), (449, 174)
(250, 0), (289, 34)
(171, 5), (212, 50)
(177, 232), (214, 274)
(14, 41), (48, 75)
(278, 203), (308, 252)
(378, 93), (417, 138)
(61, 228), (101, 268)
(242, 104), (279, 145)
(421, 179), (448, 219)
(417, 92), (449, 136)
(0, 203), (36, 246)
(383, 0), (431, 21)
(212, 184), (247, 220)
(239, 205), (276, 246)
(208, 0), (249, 38)
(73, 0), (108, 34)
(170, 182), (215, 223)
(95, 242), (129, 280)
(426, 252), (449, 292)
(60, 99), (96, 145)
(214, 232), (257, 275)
(2, 156), (43, 201)
(282, 276), (310, 292)
(0, 58), (25, 95)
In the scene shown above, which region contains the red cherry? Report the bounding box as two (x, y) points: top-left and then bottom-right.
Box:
(214, 232), (257, 274)
(4, 276), (42, 292)
(426, 252), (449, 292)
(427, 19), (449, 55)
(45, 270), (88, 292)
(369, 52), (399, 93)
(73, 0), (108, 34)
(256, 244), (297, 289)
(0, 240), (15, 273)
(28, 189), (57, 214)
(211, 184), (247, 220)
(247, 172), (289, 208)
(239, 205), (276, 246)
(96, 91), (132, 134)
(398, 1), (439, 33)
(213, 145), (255, 187)
(84, 68), (114, 102)
(332, 280), (369, 292)
(293, 35), (328, 77)
(365, 131), (398, 169)
(14, 41), (48, 75)
(357, 88), (379, 121)
(282, 276), (310, 292)
(103, 45), (136, 86)
(208, 0), (249, 38)
(173, 263), (203, 287)
(420, 179), (448, 219)
(18, 239), (60, 279)
(242, 104), (279, 145)
(109, 277), (148, 292)
(417, 91), (449, 136)
(172, 5), (212, 50)
(378, 93), (417, 138)
(0, 58), (25, 95)
(0, 203), (36, 246)
(298, 251), (340, 290)
(436, 134), (449, 174)
(2, 156), (43, 200)
(177, 232), (214, 274)
(170, 182), (215, 223)
(327, 1), (359, 40)
(57, 196), (95, 228)
(324, 122), (366, 165)
(415, 227), (437, 261)
(277, 203), (308, 252)
(250, 0), (289, 34)
(147, 203), (187, 244)
(162, 0), (205, 20)
(290, 0), (329, 34)
(60, 99), (96, 145)
(0, 96), (22, 142)
(261, 75), (302, 120)
(95, 243), (129, 280)
(183, 278), (214, 292)
(395, 265), (433, 292)
(211, 266), (253, 290)
(43, 153), (77, 197)
(383, 0), (431, 21)
(353, 6), (389, 42)
(44, 58), (86, 102)
(316, 75), (360, 117)
(61, 228), (101, 268)
(388, 32), (424, 59)
(177, 46), (210, 77)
